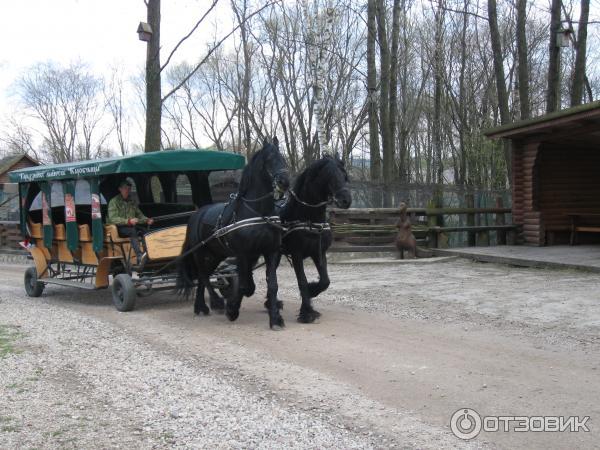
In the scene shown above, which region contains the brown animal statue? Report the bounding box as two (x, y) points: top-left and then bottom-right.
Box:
(395, 202), (417, 259)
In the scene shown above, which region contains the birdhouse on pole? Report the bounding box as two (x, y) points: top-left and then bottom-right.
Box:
(556, 26), (573, 48)
(137, 22), (153, 42)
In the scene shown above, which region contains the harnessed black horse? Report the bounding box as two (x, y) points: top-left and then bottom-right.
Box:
(276, 155), (351, 323)
(177, 138), (290, 329)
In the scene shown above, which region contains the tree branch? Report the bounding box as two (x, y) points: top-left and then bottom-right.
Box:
(160, 0), (220, 72)
(162, 0), (281, 102)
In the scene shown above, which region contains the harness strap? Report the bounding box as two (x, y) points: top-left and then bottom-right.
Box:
(288, 189), (330, 208)
(154, 216), (282, 275)
(282, 221), (330, 238)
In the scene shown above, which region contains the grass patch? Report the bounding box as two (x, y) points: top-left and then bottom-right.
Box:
(0, 324), (22, 358)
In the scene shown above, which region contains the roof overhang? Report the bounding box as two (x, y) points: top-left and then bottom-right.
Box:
(484, 101), (600, 141)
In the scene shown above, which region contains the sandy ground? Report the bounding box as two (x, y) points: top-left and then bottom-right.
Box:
(1, 257), (599, 449)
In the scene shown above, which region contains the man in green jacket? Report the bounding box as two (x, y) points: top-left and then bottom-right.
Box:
(107, 179), (154, 263)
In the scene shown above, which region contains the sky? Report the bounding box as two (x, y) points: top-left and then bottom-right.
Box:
(0, 0), (231, 142)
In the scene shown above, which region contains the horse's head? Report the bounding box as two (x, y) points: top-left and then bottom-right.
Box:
(302, 154), (351, 209)
(326, 155), (351, 208)
(263, 136), (289, 199)
(241, 136), (289, 200)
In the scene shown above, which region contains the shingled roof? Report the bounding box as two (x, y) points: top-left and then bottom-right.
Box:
(0, 154), (39, 178)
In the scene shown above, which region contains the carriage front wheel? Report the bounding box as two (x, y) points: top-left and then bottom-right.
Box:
(24, 266), (45, 297)
(111, 274), (136, 312)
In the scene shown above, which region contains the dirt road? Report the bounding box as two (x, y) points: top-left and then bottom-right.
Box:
(1, 258), (599, 449)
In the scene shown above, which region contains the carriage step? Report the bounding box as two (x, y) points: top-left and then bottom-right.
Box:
(41, 278), (98, 290)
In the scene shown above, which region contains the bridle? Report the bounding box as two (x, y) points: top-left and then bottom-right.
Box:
(288, 185), (349, 208)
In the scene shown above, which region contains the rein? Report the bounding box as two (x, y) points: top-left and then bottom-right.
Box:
(288, 189), (330, 208)
(155, 215), (282, 275)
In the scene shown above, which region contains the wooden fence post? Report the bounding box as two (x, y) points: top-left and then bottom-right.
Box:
(466, 193), (476, 246)
(495, 196), (506, 245)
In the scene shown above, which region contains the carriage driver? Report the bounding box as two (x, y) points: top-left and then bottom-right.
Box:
(107, 179), (154, 263)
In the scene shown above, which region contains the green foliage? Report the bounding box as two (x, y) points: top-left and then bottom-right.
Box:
(0, 324), (22, 358)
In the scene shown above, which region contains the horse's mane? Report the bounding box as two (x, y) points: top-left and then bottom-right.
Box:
(292, 156), (346, 194)
(238, 143), (270, 196)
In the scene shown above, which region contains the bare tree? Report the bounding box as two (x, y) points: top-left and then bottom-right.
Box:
(105, 67), (130, 155)
(144, 0), (162, 152)
(546, 0), (562, 112)
(516, 0), (530, 119)
(16, 61), (107, 163)
(570, 0), (590, 106)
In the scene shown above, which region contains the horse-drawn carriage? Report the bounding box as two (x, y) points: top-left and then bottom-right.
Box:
(10, 141), (352, 329)
(9, 149), (245, 312)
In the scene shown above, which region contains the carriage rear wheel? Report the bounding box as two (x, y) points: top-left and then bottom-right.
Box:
(111, 274), (137, 312)
(24, 266), (45, 297)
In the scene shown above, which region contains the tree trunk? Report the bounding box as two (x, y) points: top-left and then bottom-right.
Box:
(487, 0), (511, 182)
(432, 0), (444, 184)
(232, 0), (253, 154)
(376, 0), (392, 191)
(516, 0), (530, 119)
(145, 0), (162, 152)
(388, 0), (401, 184)
(367, 0), (381, 182)
(570, 0), (589, 106)
(546, 0), (561, 113)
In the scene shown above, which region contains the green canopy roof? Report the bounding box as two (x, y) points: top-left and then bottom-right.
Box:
(8, 149), (245, 183)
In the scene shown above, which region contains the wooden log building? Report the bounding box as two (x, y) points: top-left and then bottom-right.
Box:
(0, 154), (39, 184)
(485, 101), (600, 246)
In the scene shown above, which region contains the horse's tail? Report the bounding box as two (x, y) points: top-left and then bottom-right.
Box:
(176, 225), (196, 298)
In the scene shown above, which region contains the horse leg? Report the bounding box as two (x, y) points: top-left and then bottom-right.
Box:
(307, 251), (330, 299)
(292, 252), (320, 323)
(193, 281), (210, 316)
(265, 251), (284, 329)
(226, 256), (247, 322)
(264, 252), (284, 311)
(198, 270), (225, 313)
(242, 255), (258, 297)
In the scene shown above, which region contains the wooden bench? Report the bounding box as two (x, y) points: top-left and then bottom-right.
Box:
(568, 213), (600, 245)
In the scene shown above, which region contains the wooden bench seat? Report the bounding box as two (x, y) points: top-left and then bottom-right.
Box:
(54, 223), (74, 263)
(567, 213), (600, 245)
(28, 220), (52, 261)
(78, 224), (98, 265)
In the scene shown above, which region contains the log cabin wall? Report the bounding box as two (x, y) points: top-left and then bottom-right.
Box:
(538, 142), (600, 244)
(486, 101), (600, 246)
(513, 142), (543, 245)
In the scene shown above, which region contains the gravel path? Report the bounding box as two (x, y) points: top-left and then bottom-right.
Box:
(2, 257), (600, 449)
(0, 282), (385, 449)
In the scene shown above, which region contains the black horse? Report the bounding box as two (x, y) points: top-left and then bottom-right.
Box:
(277, 155), (351, 323)
(177, 138), (290, 329)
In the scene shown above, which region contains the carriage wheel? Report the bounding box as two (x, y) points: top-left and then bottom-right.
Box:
(111, 274), (137, 312)
(24, 266), (45, 297)
(218, 274), (239, 302)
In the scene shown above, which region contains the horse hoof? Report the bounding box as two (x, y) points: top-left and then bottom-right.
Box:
(226, 309), (239, 322)
(297, 309), (321, 323)
(194, 306), (210, 316)
(270, 316), (285, 330)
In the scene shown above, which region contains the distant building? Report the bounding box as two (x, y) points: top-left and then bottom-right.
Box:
(0, 154), (39, 184)
(0, 154), (40, 220)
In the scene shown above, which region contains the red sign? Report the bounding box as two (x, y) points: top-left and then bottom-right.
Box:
(42, 193), (50, 226)
(65, 193), (76, 223)
(91, 194), (101, 220)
